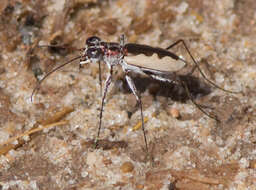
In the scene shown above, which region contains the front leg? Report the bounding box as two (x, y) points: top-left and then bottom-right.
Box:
(95, 66), (113, 147)
(125, 73), (148, 153)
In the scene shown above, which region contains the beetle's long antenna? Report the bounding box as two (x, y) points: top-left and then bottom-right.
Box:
(38, 44), (85, 52)
(166, 40), (240, 94)
(31, 55), (81, 102)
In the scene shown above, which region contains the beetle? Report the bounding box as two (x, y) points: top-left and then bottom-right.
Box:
(31, 35), (238, 152)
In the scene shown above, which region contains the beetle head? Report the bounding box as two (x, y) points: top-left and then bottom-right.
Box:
(80, 36), (103, 64)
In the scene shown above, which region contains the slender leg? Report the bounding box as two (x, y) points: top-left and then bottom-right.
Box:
(79, 63), (83, 70)
(166, 39), (238, 93)
(144, 72), (219, 122)
(98, 62), (102, 96)
(95, 66), (113, 147)
(120, 34), (125, 46)
(167, 40), (208, 81)
(166, 39), (184, 50)
(146, 72), (176, 84)
(125, 73), (148, 152)
(166, 39), (196, 76)
(179, 78), (220, 122)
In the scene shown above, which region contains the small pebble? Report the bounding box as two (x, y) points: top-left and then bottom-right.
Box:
(169, 108), (180, 119)
(120, 161), (134, 173)
(249, 160), (256, 169)
(136, 184), (144, 189)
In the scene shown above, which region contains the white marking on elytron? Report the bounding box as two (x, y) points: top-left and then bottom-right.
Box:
(124, 53), (186, 72)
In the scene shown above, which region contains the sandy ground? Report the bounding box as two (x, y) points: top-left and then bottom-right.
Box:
(0, 0), (255, 189)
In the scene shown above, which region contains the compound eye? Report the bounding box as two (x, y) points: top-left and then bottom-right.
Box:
(87, 48), (101, 59)
(86, 36), (101, 46)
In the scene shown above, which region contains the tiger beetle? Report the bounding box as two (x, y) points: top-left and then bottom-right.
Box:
(31, 34), (239, 153)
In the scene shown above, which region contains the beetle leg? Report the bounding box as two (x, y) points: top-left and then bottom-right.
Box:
(95, 66), (113, 147)
(125, 72), (148, 153)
